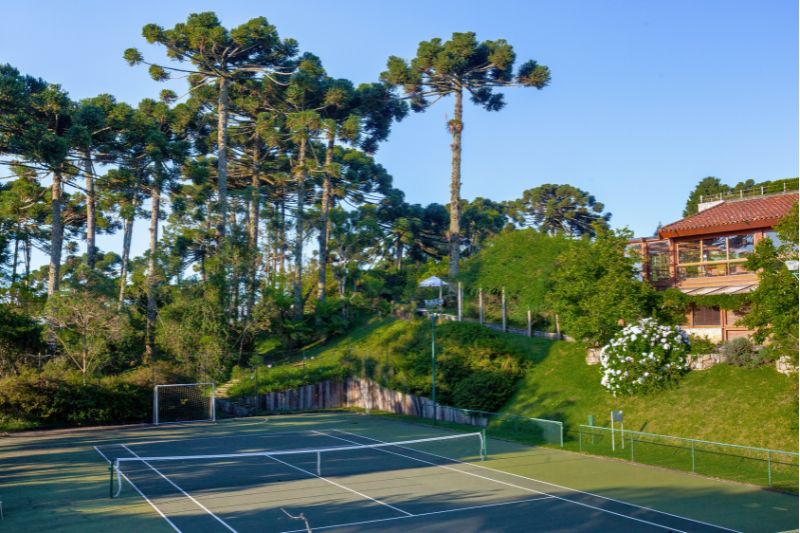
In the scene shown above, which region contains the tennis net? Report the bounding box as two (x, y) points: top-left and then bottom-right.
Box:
(110, 431), (486, 498)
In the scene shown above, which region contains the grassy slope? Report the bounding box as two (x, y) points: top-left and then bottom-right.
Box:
(503, 339), (799, 451)
(233, 317), (798, 452)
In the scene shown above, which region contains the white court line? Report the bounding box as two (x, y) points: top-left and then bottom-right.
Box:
(266, 454), (413, 517)
(125, 429), (327, 447)
(119, 444), (238, 533)
(93, 446), (182, 533)
(324, 430), (689, 533)
(277, 495), (554, 533)
(334, 429), (742, 533)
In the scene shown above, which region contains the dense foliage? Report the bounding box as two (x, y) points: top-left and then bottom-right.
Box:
(547, 225), (655, 345)
(459, 229), (571, 327)
(599, 318), (690, 396)
(740, 205), (799, 363)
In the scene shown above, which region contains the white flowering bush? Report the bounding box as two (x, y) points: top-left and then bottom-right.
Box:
(599, 318), (690, 396)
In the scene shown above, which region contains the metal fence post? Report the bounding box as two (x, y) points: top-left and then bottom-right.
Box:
(631, 436), (635, 461)
(691, 441), (696, 472)
(767, 450), (772, 487)
(579, 425), (582, 452)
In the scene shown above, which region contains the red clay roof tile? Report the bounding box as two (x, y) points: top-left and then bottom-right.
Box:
(658, 193), (798, 238)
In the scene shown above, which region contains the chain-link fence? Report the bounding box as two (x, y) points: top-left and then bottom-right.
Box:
(578, 425), (799, 492)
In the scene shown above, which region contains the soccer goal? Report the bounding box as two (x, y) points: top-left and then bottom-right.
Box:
(153, 383), (216, 425)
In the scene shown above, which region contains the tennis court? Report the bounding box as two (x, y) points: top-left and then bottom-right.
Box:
(2, 412), (796, 532)
(94, 417), (741, 532)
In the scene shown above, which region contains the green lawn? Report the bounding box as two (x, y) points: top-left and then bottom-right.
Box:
(504, 339), (798, 452)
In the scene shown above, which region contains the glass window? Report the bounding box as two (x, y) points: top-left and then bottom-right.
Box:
(727, 262), (750, 275)
(677, 241), (701, 264)
(678, 265), (702, 279)
(693, 307), (721, 326)
(763, 230), (783, 248)
(647, 241), (670, 281)
(728, 234), (754, 259)
(702, 237), (727, 262)
(704, 263), (727, 276)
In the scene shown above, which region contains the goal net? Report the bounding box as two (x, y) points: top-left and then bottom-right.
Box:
(153, 383), (216, 425)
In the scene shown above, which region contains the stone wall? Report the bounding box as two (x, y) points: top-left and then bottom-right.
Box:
(686, 352), (727, 370)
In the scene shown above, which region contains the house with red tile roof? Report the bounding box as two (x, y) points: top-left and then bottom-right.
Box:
(630, 191), (798, 342)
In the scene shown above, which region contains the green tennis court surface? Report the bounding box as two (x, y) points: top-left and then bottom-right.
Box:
(1, 412), (796, 532)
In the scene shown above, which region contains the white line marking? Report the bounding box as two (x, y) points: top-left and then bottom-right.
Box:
(93, 446), (182, 533)
(326, 430), (691, 533)
(266, 454), (413, 517)
(276, 495), (555, 533)
(344, 430), (742, 533)
(119, 444), (238, 533)
(125, 429), (326, 447)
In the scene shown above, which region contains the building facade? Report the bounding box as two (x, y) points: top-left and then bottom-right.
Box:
(631, 192), (798, 342)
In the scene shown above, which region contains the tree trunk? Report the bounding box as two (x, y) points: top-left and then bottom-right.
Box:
(247, 142), (261, 318)
(293, 137), (307, 321)
(118, 212), (134, 310)
(48, 171), (64, 296)
(217, 76), (229, 238)
(145, 183), (161, 365)
(279, 198), (286, 277)
(11, 225), (19, 284)
(83, 151), (96, 269)
(395, 235), (403, 270)
(24, 235), (31, 286)
(317, 131), (335, 302)
(448, 88), (464, 279)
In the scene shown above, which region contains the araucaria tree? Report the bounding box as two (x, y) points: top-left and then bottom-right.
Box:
(382, 32), (550, 277)
(512, 184), (611, 237)
(124, 12), (297, 240)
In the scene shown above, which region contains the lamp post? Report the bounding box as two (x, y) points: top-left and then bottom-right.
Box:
(431, 310), (437, 424)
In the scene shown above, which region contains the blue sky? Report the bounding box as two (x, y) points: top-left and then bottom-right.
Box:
(2, 0), (797, 264)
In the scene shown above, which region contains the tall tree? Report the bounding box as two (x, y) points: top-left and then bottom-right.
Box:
(124, 12), (297, 240)
(69, 95), (120, 270)
(382, 32), (550, 278)
(512, 184), (610, 237)
(0, 64), (73, 296)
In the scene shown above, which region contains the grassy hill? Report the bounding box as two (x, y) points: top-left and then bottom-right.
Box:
(231, 317), (798, 452)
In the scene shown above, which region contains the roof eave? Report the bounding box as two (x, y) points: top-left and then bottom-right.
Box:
(658, 217), (782, 239)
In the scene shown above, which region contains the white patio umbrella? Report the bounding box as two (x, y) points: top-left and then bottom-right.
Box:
(418, 276), (448, 301)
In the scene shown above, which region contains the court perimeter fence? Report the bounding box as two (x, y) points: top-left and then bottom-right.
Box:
(578, 425), (799, 492)
(219, 377), (563, 447)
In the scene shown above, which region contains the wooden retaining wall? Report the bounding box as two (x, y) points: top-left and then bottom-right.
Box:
(255, 377), (491, 427)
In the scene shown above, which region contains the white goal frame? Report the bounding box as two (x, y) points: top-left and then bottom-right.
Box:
(153, 382), (216, 425)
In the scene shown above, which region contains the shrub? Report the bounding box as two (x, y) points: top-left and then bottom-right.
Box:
(599, 318), (690, 396)
(720, 337), (764, 368)
(0, 368), (151, 428)
(451, 371), (517, 412)
(688, 334), (718, 355)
